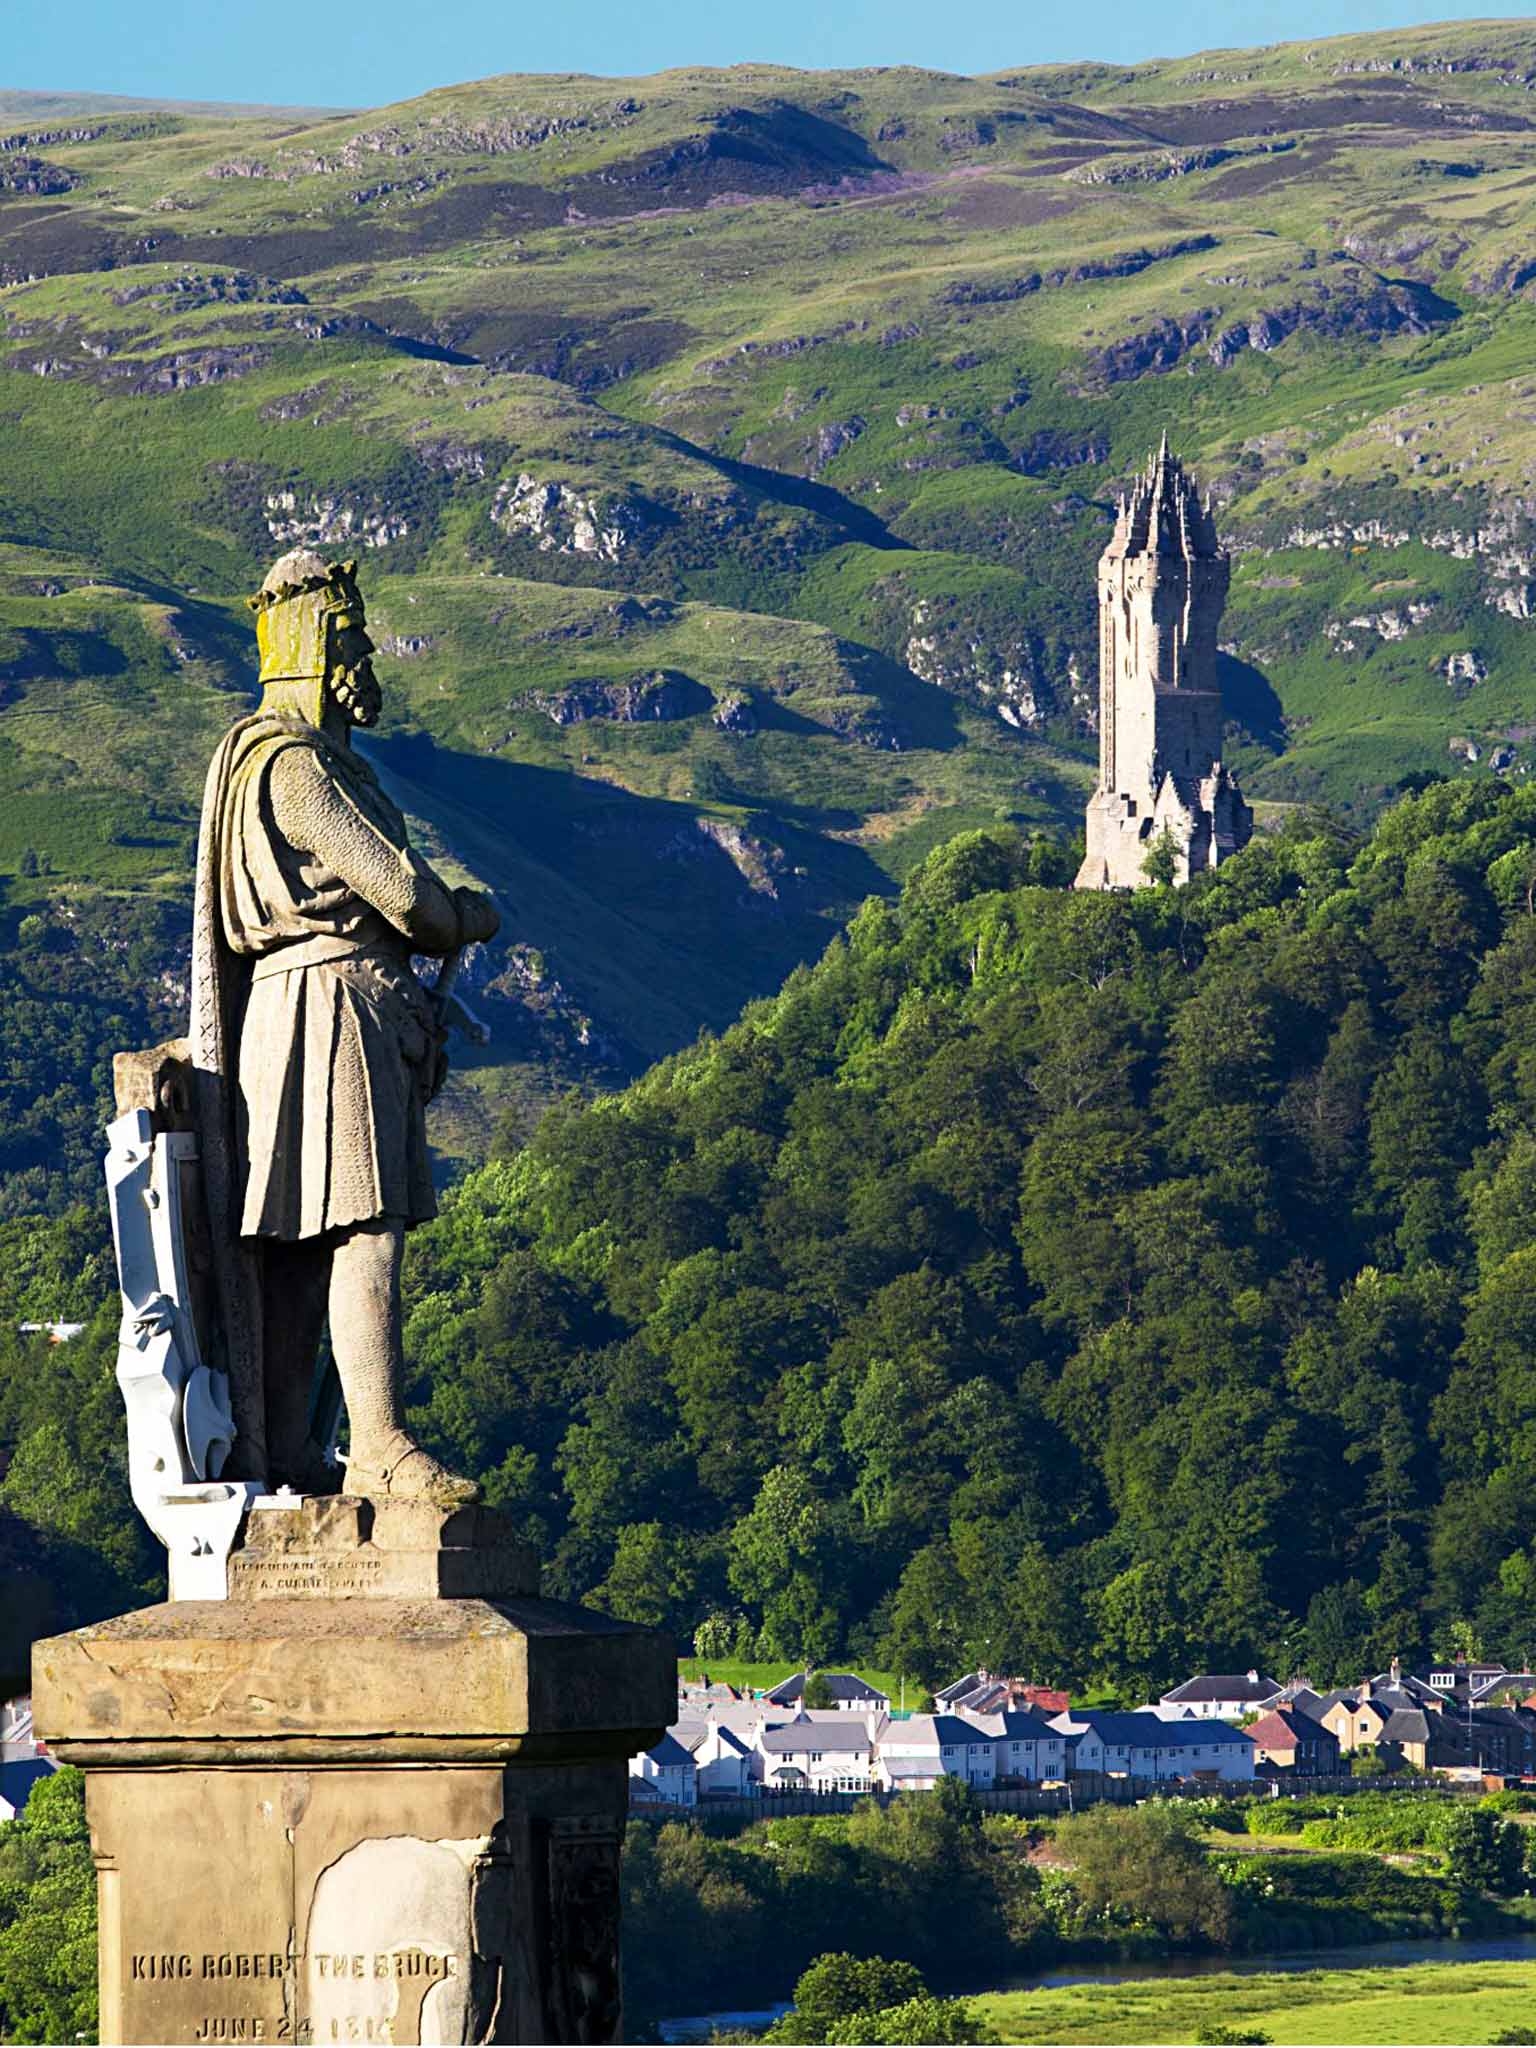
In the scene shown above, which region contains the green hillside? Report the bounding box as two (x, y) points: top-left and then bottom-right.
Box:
(10, 21), (1536, 1176)
(394, 779), (1536, 1686)
(21, 783), (1536, 1696)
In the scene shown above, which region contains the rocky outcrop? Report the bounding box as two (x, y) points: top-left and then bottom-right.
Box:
(112, 270), (308, 308)
(1081, 272), (1455, 388)
(1081, 314), (1214, 387)
(906, 601), (1049, 729)
(712, 691), (757, 733)
(491, 473), (648, 560)
(1445, 651), (1487, 687)
(939, 235), (1217, 308)
(1280, 498), (1536, 619)
(1324, 598), (1440, 651)
(1012, 429), (1109, 474)
(666, 816), (787, 902)
(807, 417), (864, 475)
(0, 155), (77, 194)
(1068, 140), (1295, 185)
(530, 670), (709, 725)
(265, 491), (409, 549)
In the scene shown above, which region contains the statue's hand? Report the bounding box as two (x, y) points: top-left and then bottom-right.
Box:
(453, 886), (500, 945)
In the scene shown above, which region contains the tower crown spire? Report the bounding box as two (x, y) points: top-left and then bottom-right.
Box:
(1109, 436), (1221, 562)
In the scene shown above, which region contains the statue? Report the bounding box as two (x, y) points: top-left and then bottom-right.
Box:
(106, 550), (499, 1585)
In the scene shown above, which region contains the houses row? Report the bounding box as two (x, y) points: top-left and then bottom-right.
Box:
(645, 1653), (1536, 1809)
(633, 1700), (1265, 1809)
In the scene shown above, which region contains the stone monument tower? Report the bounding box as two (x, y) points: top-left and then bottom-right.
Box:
(1075, 437), (1251, 890)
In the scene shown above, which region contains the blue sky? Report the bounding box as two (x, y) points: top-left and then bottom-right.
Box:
(6, 0), (1520, 108)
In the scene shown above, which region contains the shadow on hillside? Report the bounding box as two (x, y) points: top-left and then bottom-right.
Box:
(363, 731), (896, 1055)
(656, 425), (908, 553)
(1219, 651), (1286, 754)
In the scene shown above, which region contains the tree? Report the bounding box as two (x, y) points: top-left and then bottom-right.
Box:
(802, 1672), (837, 1709)
(1141, 828), (1181, 887)
(770, 1954), (925, 2039)
(0, 1765), (96, 2045)
(590, 1521), (698, 1633)
(1051, 1805), (1236, 1947)
(1444, 1807), (1524, 1894)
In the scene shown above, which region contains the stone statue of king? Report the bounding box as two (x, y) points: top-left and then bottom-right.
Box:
(190, 548), (498, 1503)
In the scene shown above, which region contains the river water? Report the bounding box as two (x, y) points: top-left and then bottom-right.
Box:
(657, 1931), (1536, 2041)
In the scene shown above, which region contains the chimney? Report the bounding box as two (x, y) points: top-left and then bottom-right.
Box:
(1390, 1657), (1401, 1686)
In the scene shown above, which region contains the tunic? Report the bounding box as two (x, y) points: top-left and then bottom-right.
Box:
(215, 716), (461, 1241)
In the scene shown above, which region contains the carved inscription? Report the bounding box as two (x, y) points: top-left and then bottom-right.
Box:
(130, 1952), (460, 2046)
(228, 1556), (387, 1597)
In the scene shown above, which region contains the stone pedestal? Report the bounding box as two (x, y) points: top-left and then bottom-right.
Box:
(33, 1499), (673, 2047)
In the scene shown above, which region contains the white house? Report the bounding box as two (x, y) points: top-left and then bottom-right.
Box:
(763, 1671), (892, 1713)
(874, 1714), (997, 1789)
(966, 1708), (1069, 1784)
(688, 1721), (755, 1798)
(1153, 1672), (1282, 1721)
(757, 1717), (876, 1793)
(629, 1730), (698, 1808)
(1052, 1711), (1256, 1783)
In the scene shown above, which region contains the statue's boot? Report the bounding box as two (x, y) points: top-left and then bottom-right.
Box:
(343, 1428), (480, 1506)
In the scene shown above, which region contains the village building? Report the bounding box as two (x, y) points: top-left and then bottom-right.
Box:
(757, 1718), (876, 1794)
(0, 1696), (54, 1821)
(1052, 1710), (1257, 1783)
(1245, 1707), (1341, 1776)
(874, 1714), (998, 1791)
(674, 1719), (756, 1798)
(967, 1708), (1070, 1784)
(762, 1670), (891, 1713)
(1153, 1671), (1283, 1722)
(936, 1671), (1071, 1715)
(629, 1730), (698, 1809)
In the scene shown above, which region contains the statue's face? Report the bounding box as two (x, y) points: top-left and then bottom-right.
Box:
(327, 604), (382, 729)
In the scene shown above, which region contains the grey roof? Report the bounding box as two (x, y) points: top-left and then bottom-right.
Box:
(1473, 1673), (1536, 1702)
(0, 1758), (51, 1814)
(1380, 1709), (1433, 1746)
(1161, 1674), (1282, 1705)
(878, 1713), (993, 1749)
(934, 1672), (986, 1705)
(690, 1701), (793, 1737)
(882, 1755), (943, 1779)
(1282, 1688), (1328, 1722)
(1053, 1711), (1255, 1750)
(647, 1733), (696, 1769)
(763, 1670), (891, 1706)
(760, 1721), (873, 1754)
(968, 1709), (1063, 1740)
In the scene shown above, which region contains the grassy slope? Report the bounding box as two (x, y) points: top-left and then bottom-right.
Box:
(676, 1659), (930, 1706)
(977, 1956), (1536, 2045)
(11, 25), (1536, 1149)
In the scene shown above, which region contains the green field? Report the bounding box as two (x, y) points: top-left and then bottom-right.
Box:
(977, 1957), (1536, 2046)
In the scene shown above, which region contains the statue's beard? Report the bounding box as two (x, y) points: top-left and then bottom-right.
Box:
(330, 662), (382, 728)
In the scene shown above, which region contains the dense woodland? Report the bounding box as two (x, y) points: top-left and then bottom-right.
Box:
(13, 780), (1536, 1693)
